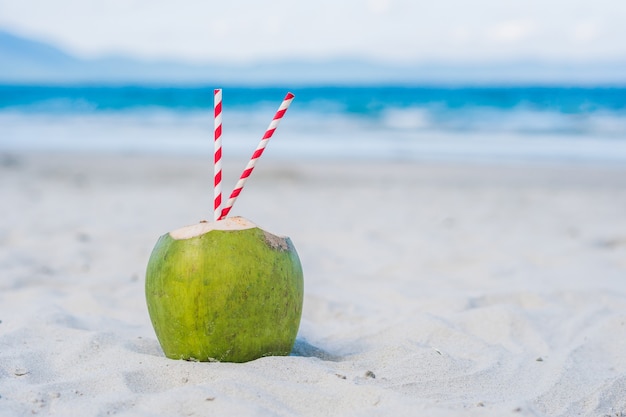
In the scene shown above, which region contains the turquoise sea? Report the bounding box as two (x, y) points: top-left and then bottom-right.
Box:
(1, 85), (626, 163)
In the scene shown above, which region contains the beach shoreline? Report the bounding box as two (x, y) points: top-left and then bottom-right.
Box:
(1, 150), (625, 416)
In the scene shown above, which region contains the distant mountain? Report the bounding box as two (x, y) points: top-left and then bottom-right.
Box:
(0, 30), (76, 77)
(0, 29), (402, 85)
(2, 29), (626, 85)
(0, 30), (220, 84)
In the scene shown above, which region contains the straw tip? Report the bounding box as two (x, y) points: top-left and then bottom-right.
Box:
(286, 92), (295, 100)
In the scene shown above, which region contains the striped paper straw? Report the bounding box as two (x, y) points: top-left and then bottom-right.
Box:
(219, 92), (295, 220)
(213, 89), (223, 221)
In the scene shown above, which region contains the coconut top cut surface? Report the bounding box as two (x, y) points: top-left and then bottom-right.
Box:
(169, 217), (258, 240)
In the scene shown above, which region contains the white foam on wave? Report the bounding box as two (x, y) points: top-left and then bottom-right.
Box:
(379, 105), (626, 137)
(1, 108), (626, 164)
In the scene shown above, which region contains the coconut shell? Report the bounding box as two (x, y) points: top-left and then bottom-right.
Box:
(145, 217), (304, 363)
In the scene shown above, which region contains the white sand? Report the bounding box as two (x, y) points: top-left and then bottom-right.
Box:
(1, 152), (626, 416)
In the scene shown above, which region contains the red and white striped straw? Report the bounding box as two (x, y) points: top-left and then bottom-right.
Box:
(213, 89), (223, 221)
(218, 92), (295, 220)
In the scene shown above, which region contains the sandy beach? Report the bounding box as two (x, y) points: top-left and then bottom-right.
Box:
(1, 151), (625, 416)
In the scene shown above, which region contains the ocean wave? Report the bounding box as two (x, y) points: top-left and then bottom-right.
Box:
(1, 110), (626, 164)
(378, 106), (626, 137)
(2, 86), (626, 163)
(3, 85), (626, 138)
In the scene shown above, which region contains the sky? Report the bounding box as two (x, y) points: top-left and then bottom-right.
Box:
(1, 0), (625, 64)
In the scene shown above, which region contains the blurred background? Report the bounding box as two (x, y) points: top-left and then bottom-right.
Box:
(1, 0), (626, 163)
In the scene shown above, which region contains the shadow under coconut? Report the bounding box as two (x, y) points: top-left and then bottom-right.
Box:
(291, 339), (343, 362)
(126, 336), (344, 362)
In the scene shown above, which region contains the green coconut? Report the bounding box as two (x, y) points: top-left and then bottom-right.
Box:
(145, 217), (304, 363)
